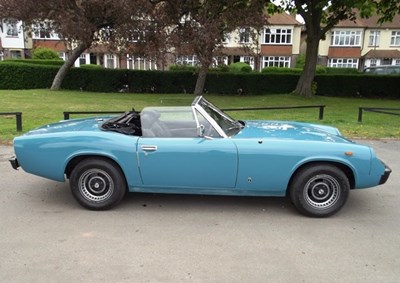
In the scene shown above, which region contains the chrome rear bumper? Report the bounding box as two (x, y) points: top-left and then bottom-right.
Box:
(9, 157), (19, 170)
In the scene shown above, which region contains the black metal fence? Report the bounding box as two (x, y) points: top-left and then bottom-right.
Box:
(358, 107), (400, 122)
(63, 106), (326, 120)
(0, 112), (22, 131)
(222, 105), (326, 120)
(63, 111), (125, 120)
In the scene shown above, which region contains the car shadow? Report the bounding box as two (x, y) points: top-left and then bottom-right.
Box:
(120, 192), (295, 216)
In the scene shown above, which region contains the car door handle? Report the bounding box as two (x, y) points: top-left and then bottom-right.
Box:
(141, 145), (158, 152)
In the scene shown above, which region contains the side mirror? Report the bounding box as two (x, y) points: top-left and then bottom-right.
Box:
(197, 124), (213, 140)
(197, 124), (205, 137)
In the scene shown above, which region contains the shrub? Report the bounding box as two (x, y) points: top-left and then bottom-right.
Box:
(229, 62), (252, 73)
(210, 64), (229, 73)
(32, 47), (62, 60)
(168, 64), (199, 72)
(80, 64), (103, 69)
(261, 67), (302, 74)
(295, 54), (306, 69)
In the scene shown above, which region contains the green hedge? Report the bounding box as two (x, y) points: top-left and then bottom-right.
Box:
(0, 62), (399, 98)
(0, 62), (59, 89)
(315, 74), (400, 98)
(1, 59), (64, 66)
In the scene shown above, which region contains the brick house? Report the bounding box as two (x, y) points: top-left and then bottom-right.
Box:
(318, 14), (400, 70)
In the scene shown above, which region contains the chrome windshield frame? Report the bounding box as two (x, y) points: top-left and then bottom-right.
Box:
(192, 96), (234, 138)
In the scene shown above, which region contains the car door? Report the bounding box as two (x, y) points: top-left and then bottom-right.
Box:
(137, 137), (238, 189)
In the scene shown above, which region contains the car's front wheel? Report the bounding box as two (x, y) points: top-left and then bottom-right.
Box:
(70, 158), (127, 210)
(289, 164), (350, 217)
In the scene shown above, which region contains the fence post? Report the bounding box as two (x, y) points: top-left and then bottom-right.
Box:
(16, 112), (22, 132)
(319, 106), (325, 120)
(358, 107), (363, 122)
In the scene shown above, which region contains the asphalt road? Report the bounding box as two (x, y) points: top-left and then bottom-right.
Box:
(0, 140), (399, 283)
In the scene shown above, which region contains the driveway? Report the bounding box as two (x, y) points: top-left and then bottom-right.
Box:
(0, 140), (399, 282)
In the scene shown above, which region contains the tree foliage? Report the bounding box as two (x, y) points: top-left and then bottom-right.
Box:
(271, 0), (375, 97)
(373, 0), (400, 22)
(156, 0), (269, 95)
(0, 0), (154, 90)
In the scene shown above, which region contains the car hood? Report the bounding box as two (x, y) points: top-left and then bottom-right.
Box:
(24, 117), (109, 135)
(234, 120), (351, 143)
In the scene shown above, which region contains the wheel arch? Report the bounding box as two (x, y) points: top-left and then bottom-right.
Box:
(286, 161), (355, 196)
(65, 154), (127, 185)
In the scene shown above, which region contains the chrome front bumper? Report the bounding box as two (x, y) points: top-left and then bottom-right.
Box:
(379, 163), (392, 185)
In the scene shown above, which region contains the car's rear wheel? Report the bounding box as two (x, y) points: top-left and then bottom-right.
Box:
(70, 158), (126, 210)
(289, 164), (350, 217)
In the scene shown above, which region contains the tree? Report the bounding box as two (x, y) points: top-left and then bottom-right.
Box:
(157, 0), (268, 95)
(0, 0), (153, 90)
(373, 0), (400, 22)
(271, 1), (374, 97)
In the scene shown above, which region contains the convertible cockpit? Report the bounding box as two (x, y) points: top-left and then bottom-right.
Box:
(101, 96), (242, 138)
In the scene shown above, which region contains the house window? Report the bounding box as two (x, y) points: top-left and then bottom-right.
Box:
(222, 33), (230, 44)
(176, 55), (199, 66)
(331, 30), (361, 46)
(127, 55), (157, 70)
(262, 56), (290, 68)
(390, 31), (400, 46)
(79, 53), (88, 65)
(0, 19), (18, 36)
(328, 58), (358, 68)
(370, 58), (377, 67)
(239, 28), (251, 44)
(33, 22), (59, 39)
(10, 50), (22, 59)
(395, 59), (400, 65)
(59, 52), (67, 61)
(101, 26), (113, 41)
(241, 56), (254, 69)
(368, 31), (380, 47)
(105, 54), (117, 69)
(212, 56), (228, 67)
(5, 19), (18, 36)
(130, 30), (146, 42)
(264, 28), (292, 44)
(382, 58), (391, 65)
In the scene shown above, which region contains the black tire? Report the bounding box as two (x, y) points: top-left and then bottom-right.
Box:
(70, 158), (127, 210)
(289, 164), (350, 217)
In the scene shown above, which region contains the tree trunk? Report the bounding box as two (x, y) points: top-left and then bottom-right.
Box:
(194, 64), (209, 95)
(295, 32), (320, 98)
(50, 42), (90, 90)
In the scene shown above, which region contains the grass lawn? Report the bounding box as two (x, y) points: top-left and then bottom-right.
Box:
(1, 89), (400, 144)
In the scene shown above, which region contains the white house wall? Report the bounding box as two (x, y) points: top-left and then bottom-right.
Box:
(0, 20), (26, 49)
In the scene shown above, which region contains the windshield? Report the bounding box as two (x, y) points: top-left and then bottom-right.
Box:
(196, 97), (243, 136)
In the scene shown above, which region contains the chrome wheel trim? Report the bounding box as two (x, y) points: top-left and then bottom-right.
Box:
(303, 174), (341, 210)
(78, 169), (114, 202)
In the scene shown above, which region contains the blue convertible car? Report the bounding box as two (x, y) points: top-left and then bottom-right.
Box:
(10, 96), (391, 217)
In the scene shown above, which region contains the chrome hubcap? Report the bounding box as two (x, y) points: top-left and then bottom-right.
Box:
(304, 174), (340, 210)
(79, 169), (114, 202)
